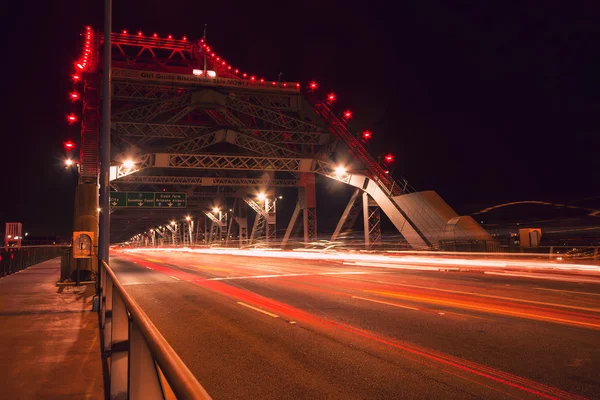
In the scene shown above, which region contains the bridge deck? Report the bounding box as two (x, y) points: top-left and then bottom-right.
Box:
(0, 258), (104, 399)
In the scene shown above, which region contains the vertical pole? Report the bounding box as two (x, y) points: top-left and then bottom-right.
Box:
(362, 191), (370, 249)
(99, 0), (112, 264)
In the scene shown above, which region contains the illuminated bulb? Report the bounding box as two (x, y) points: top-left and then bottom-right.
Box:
(212, 207), (219, 213)
(122, 30), (127, 34)
(123, 159), (134, 169)
(242, 73), (247, 78)
(327, 93), (336, 102)
(309, 81), (318, 90)
(227, 65), (232, 70)
(343, 110), (352, 119)
(334, 166), (346, 177)
(153, 33), (158, 37)
(384, 154), (394, 162)
(235, 69), (239, 74)
(70, 92), (80, 101)
(168, 34), (172, 39)
(170, 220), (176, 226)
(65, 159), (74, 166)
(138, 31), (143, 36)
(296, 83), (300, 88)
(362, 130), (372, 140)
(257, 192), (266, 201)
(182, 36), (187, 41)
(185, 216), (191, 221)
(67, 114), (78, 123)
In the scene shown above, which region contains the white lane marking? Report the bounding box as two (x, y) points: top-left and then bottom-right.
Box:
(534, 288), (600, 297)
(169, 276), (181, 281)
(352, 295), (419, 311)
(236, 302), (279, 318)
(484, 271), (600, 284)
(208, 271), (382, 281)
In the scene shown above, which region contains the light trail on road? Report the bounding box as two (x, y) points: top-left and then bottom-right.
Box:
(110, 249), (600, 399)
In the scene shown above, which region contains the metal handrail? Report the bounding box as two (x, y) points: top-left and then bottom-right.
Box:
(99, 260), (212, 399)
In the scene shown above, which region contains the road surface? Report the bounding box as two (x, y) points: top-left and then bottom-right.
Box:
(110, 249), (600, 399)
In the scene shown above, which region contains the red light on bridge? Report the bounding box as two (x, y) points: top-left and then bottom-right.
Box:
(227, 66), (232, 70)
(138, 31), (143, 36)
(69, 92), (80, 101)
(153, 33), (158, 38)
(384, 154), (394, 163)
(235, 69), (239, 74)
(343, 110), (352, 119)
(309, 81), (318, 90)
(182, 36), (187, 41)
(72, 74), (81, 82)
(76, 63), (84, 70)
(168, 34), (172, 39)
(242, 73), (247, 78)
(122, 30), (127, 34)
(250, 76), (256, 81)
(222, 61), (226, 66)
(327, 93), (336, 102)
(384, 170), (390, 174)
(296, 83), (301, 88)
(216, 56), (220, 61)
(272, 81), (276, 86)
(260, 78), (265, 83)
(283, 83), (287, 87)
(362, 130), (372, 140)
(64, 140), (76, 150)
(66, 114), (78, 123)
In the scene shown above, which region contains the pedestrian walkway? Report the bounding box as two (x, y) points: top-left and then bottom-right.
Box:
(0, 258), (104, 399)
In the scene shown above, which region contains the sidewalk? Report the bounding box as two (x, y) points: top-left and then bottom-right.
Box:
(0, 258), (104, 399)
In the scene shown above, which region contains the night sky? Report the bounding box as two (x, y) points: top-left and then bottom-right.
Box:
(2, 1), (599, 237)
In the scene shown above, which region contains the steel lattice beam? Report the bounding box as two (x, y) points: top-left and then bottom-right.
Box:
(113, 82), (184, 101)
(225, 96), (323, 132)
(113, 93), (192, 122)
(112, 175), (299, 187)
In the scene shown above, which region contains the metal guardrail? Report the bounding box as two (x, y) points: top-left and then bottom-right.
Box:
(98, 260), (212, 400)
(0, 246), (66, 277)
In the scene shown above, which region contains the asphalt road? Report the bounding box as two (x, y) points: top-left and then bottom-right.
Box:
(110, 249), (600, 399)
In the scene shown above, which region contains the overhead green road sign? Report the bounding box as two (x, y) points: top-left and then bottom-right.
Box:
(156, 193), (186, 208)
(109, 192), (187, 208)
(127, 192), (155, 207)
(110, 192), (127, 207)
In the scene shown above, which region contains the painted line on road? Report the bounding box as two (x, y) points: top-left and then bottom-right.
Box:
(534, 287), (600, 297)
(169, 276), (181, 281)
(236, 302), (279, 318)
(352, 295), (419, 311)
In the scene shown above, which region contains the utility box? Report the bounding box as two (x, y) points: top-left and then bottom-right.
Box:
(73, 231), (94, 258)
(519, 228), (542, 248)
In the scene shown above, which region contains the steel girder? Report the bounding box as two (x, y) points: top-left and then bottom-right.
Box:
(112, 176), (299, 187)
(113, 82), (183, 101)
(111, 81), (301, 111)
(224, 96), (323, 132)
(113, 93), (192, 122)
(154, 153), (307, 171)
(166, 129), (302, 157)
(113, 122), (215, 138)
(331, 188), (362, 241)
(115, 121), (325, 146)
(362, 192), (382, 249)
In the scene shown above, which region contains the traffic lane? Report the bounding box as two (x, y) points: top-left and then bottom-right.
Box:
(192, 272), (600, 399)
(118, 249), (600, 311)
(112, 256), (596, 399)
(111, 259), (510, 400)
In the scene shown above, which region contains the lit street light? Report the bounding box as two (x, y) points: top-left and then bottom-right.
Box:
(65, 159), (74, 167)
(335, 166), (346, 177)
(123, 159), (134, 169)
(257, 192), (266, 201)
(212, 207), (220, 213)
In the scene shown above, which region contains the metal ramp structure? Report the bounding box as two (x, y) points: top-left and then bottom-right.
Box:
(72, 28), (495, 249)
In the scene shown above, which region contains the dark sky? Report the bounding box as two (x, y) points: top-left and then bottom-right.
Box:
(2, 1), (599, 236)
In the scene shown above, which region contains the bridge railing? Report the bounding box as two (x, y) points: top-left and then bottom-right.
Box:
(0, 246), (67, 277)
(99, 260), (212, 400)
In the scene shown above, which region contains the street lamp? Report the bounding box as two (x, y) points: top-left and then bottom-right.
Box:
(212, 207), (220, 213)
(65, 159), (74, 167)
(257, 192), (266, 201)
(335, 166), (346, 177)
(123, 159), (134, 169)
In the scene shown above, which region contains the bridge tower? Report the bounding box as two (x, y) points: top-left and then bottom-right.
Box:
(72, 28), (495, 250)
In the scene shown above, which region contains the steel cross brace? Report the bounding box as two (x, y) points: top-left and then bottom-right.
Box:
(113, 93), (192, 122)
(224, 96), (323, 132)
(112, 82), (184, 102)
